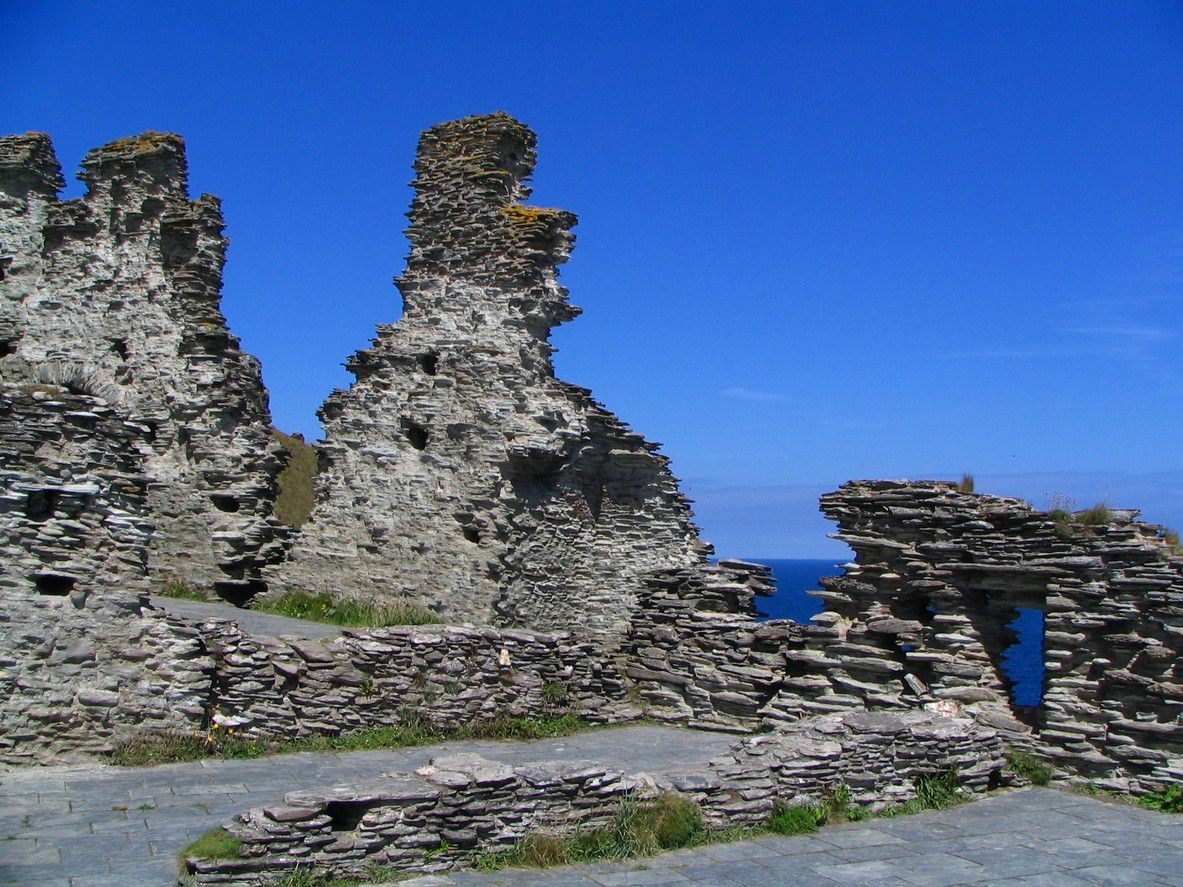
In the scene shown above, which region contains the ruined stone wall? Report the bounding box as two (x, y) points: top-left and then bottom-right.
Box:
(0, 590), (213, 765)
(0, 132), (287, 599)
(195, 617), (636, 739)
(628, 481), (1183, 793)
(273, 113), (708, 641)
(186, 709), (1003, 885)
(0, 594), (637, 765)
(0, 383), (154, 595)
(819, 480), (1183, 791)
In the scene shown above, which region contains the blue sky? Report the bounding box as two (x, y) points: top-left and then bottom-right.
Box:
(5, 2), (1181, 557)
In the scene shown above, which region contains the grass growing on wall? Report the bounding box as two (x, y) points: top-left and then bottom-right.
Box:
(252, 589), (438, 627)
(110, 713), (592, 766)
(272, 429), (318, 527)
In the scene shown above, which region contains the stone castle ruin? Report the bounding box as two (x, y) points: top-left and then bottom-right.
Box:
(273, 113), (709, 638)
(0, 132), (288, 601)
(1, 113), (1181, 883)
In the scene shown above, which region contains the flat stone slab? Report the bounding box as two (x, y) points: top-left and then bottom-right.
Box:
(150, 596), (344, 639)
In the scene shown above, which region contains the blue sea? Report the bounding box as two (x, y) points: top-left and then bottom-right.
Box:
(747, 559), (1044, 706)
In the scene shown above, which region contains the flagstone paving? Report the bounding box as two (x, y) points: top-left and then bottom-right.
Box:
(1, 725), (1179, 886)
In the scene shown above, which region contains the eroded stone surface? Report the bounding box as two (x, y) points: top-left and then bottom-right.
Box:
(0, 132), (287, 599)
(272, 113), (709, 641)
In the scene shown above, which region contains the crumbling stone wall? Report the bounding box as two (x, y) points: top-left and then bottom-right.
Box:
(273, 113), (709, 641)
(195, 617), (637, 738)
(185, 709), (1003, 885)
(628, 480), (1183, 793)
(819, 480), (1183, 791)
(0, 590), (213, 765)
(0, 132), (287, 599)
(0, 383), (153, 595)
(0, 594), (637, 765)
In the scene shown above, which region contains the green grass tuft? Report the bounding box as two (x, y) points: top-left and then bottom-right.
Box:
(956, 473), (975, 493)
(252, 589), (438, 627)
(1076, 503), (1114, 527)
(1007, 751), (1052, 786)
(157, 579), (211, 602)
(109, 714), (593, 766)
(768, 801), (825, 834)
(1138, 784), (1183, 813)
(473, 793), (703, 871)
(180, 827), (241, 862)
(272, 429), (319, 527)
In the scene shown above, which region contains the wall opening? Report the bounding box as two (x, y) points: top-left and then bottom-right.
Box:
(325, 800), (374, 831)
(403, 420), (429, 451)
(462, 526), (481, 544)
(34, 574), (76, 595)
(210, 494), (241, 513)
(418, 350), (439, 375)
(1000, 606), (1046, 711)
(110, 338), (129, 361)
(213, 580), (266, 607)
(25, 489), (58, 521)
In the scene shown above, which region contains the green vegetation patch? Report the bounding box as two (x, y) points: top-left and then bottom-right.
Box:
(157, 579), (212, 602)
(181, 827), (241, 862)
(1007, 751), (1052, 786)
(252, 589), (438, 627)
(1138, 784), (1183, 814)
(110, 713), (592, 767)
(955, 473), (975, 493)
(473, 793), (704, 871)
(272, 429), (318, 527)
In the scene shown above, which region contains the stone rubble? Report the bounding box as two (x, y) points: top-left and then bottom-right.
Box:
(0, 131), (289, 600)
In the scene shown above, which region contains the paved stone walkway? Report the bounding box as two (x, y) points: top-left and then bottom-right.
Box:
(409, 789), (1183, 886)
(0, 726), (735, 886)
(1, 726), (1179, 886)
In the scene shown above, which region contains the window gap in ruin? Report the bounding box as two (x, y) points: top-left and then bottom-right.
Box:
(1000, 606), (1046, 711)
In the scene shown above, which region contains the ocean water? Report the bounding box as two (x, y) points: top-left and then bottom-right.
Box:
(746, 558), (1045, 706)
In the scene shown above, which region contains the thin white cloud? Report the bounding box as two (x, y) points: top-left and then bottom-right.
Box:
(721, 386), (797, 403)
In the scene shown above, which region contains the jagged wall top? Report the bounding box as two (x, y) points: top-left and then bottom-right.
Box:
(399, 112), (579, 329)
(0, 134), (65, 195)
(77, 131), (188, 197)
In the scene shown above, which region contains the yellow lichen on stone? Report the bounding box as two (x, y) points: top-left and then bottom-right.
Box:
(97, 132), (183, 158)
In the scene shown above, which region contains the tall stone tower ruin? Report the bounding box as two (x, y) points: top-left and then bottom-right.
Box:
(274, 112), (710, 640)
(0, 132), (286, 599)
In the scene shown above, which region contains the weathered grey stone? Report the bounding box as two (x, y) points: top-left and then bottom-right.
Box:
(269, 113), (709, 642)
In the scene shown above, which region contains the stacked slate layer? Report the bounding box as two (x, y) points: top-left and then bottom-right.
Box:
(818, 480), (1183, 791)
(186, 709), (1003, 885)
(628, 481), (1182, 792)
(0, 592), (637, 765)
(0, 590), (212, 764)
(197, 617), (637, 738)
(0, 132), (287, 599)
(0, 383), (153, 595)
(273, 113), (708, 640)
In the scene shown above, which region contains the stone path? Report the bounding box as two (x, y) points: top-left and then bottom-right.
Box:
(411, 788), (1183, 886)
(0, 726), (735, 886)
(150, 596), (343, 639)
(2, 726), (1179, 886)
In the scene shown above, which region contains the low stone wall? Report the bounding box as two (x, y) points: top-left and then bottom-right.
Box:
(0, 591), (212, 764)
(198, 617), (637, 738)
(0, 588), (637, 764)
(186, 710), (1004, 885)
